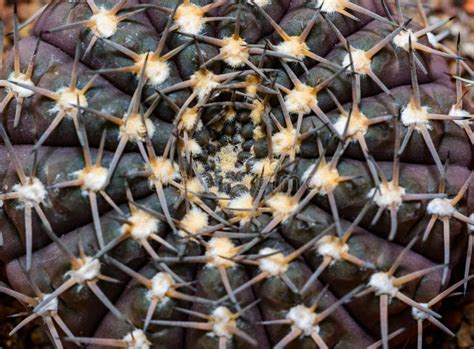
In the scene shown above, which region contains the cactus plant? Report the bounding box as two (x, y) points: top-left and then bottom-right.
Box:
(0, 0), (473, 348)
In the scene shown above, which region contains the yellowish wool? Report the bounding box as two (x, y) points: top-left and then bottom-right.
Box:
(119, 112), (155, 142)
(220, 36), (249, 67)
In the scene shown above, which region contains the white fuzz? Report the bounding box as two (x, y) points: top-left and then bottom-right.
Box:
(254, 0), (272, 6)
(393, 29), (417, 51)
(316, 235), (349, 261)
(179, 107), (200, 131)
(286, 305), (319, 336)
(267, 193), (298, 221)
(272, 128), (301, 156)
(7, 72), (35, 98)
(149, 157), (180, 186)
(210, 306), (236, 338)
(275, 37), (308, 60)
(178, 206), (209, 237)
(13, 177), (47, 207)
(122, 329), (151, 349)
(250, 99), (265, 124)
(251, 158), (278, 178)
(220, 36), (249, 67)
(175, 2), (205, 35)
(36, 294), (58, 317)
(368, 181), (406, 208)
(333, 110), (369, 139)
(182, 177), (206, 202)
(401, 102), (431, 131)
(75, 166), (108, 193)
(91, 9), (118, 38)
(51, 87), (88, 117)
(206, 237), (237, 268)
(342, 48), (372, 75)
(427, 198), (455, 217)
(119, 113), (156, 142)
(253, 126), (265, 139)
(190, 70), (220, 102)
(258, 247), (288, 276)
(368, 272), (399, 297)
(316, 0), (344, 13)
(302, 163), (341, 195)
(449, 106), (472, 127)
(123, 209), (160, 240)
(284, 84), (316, 115)
(227, 192), (255, 224)
(147, 272), (175, 301)
(411, 303), (429, 320)
(179, 138), (202, 156)
(66, 257), (100, 284)
(245, 75), (261, 98)
(137, 53), (170, 86)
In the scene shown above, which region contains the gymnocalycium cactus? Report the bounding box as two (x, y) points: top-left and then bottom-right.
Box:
(0, 0), (473, 348)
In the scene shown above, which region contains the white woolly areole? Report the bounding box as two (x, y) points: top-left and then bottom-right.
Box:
(449, 106), (472, 127)
(137, 53), (170, 87)
(316, 235), (349, 261)
(122, 329), (151, 349)
(149, 157), (180, 186)
(191, 70), (220, 102)
(368, 181), (406, 208)
(66, 257), (100, 284)
(228, 192), (255, 224)
(316, 0), (344, 13)
(272, 128), (301, 156)
(275, 37), (308, 60)
(205, 237), (237, 268)
(179, 107), (200, 131)
(368, 272), (399, 297)
(267, 193), (298, 221)
(179, 206), (209, 237)
(400, 103), (431, 131)
(210, 306), (236, 338)
(119, 113), (156, 142)
(123, 209), (160, 240)
(258, 247), (288, 276)
(286, 305), (319, 336)
(182, 177), (206, 202)
(147, 272), (175, 301)
(13, 177), (47, 207)
(250, 100), (265, 124)
(284, 84), (316, 115)
(245, 75), (261, 98)
(342, 48), (372, 75)
(175, 2), (205, 35)
(302, 163), (341, 195)
(427, 198), (455, 217)
(333, 110), (369, 139)
(411, 303), (429, 320)
(393, 29), (418, 51)
(75, 166), (108, 193)
(179, 138), (202, 156)
(91, 9), (118, 38)
(36, 293), (58, 317)
(251, 158), (278, 178)
(51, 87), (88, 117)
(220, 36), (249, 67)
(254, 0), (272, 6)
(7, 72), (35, 98)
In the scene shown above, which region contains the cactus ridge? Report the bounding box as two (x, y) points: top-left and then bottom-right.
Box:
(0, 1), (473, 348)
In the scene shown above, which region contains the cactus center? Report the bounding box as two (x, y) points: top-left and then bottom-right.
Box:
(401, 102), (431, 130)
(411, 303), (430, 320)
(178, 206), (209, 237)
(120, 112), (156, 142)
(316, 235), (349, 260)
(36, 294), (58, 317)
(343, 48), (372, 75)
(149, 157), (180, 186)
(90, 9), (118, 38)
(174, 2), (206, 35)
(122, 329), (151, 349)
(13, 177), (47, 207)
(272, 128), (301, 157)
(76, 166), (108, 192)
(210, 306), (236, 338)
(220, 36), (250, 67)
(123, 209), (160, 240)
(148, 272), (175, 301)
(53, 87), (88, 117)
(393, 29), (418, 51)
(334, 110), (369, 138)
(368, 272), (399, 296)
(449, 106), (471, 127)
(369, 181), (406, 208)
(136, 53), (170, 86)
(67, 256), (101, 284)
(276, 37), (308, 60)
(303, 162), (342, 194)
(267, 193), (299, 220)
(284, 83), (316, 115)
(427, 198), (455, 217)
(286, 305), (320, 336)
(7, 72), (35, 98)
(190, 70), (220, 102)
(258, 247), (289, 276)
(206, 237), (237, 268)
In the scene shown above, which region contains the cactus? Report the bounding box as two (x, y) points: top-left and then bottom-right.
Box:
(0, 0), (473, 348)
